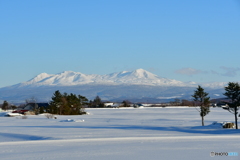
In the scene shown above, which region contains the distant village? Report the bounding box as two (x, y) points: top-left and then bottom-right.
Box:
(0, 96), (228, 116)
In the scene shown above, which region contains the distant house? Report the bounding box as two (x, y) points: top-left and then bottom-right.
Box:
(24, 103), (49, 111)
(104, 103), (122, 108)
(104, 103), (114, 107)
(12, 103), (49, 114)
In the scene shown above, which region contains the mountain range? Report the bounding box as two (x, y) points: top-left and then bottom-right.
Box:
(0, 69), (227, 103)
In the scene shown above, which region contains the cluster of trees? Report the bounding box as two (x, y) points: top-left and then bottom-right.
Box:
(121, 100), (131, 107)
(89, 96), (104, 108)
(0, 101), (17, 111)
(192, 82), (240, 129)
(88, 96), (130, 107)
(169, 99), (194, 106)
(48, 90), (88, 115)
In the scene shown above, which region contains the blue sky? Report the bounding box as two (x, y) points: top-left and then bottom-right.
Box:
(1, 0), (240, 87)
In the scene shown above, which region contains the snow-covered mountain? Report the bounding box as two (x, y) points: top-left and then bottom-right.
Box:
(0, 69), (227, 103)
(16, 69), (190, 87)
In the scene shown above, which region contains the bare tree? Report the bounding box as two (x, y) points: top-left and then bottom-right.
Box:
(25, 97), (39, 114)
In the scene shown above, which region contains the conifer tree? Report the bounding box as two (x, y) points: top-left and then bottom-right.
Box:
(91, 96), (104, 108)
(122, 100), (131, 107)
(49, 90), (63, 114)
(192, 85), (210, 126)
(2, 100), (9, 111)
(223, 82), (240, 129)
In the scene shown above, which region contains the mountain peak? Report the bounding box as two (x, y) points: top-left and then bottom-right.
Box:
(59, 71), (80, 75)
(29, 73), (51, 82)
(135, 68), (146, 72)
(131, 69), (157, 79)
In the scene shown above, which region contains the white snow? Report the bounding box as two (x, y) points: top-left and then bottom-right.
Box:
(19, 69), (189, 86)
(4, 112), (22, 117)
(0, 107), (240, 160)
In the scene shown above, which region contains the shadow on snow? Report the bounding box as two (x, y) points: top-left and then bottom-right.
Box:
(4, 125), (240, 135)
(0, 132), (52, 141)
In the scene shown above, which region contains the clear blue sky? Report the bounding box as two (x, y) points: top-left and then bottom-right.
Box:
(1, 0), (240, 87)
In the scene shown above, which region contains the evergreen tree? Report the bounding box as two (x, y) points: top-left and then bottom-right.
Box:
(78, 95), (88, 112)
(39, 106), (45, 114)
(49, 90), (63, 114)
(2, 101), (9, 111)
(91, 96), (104, 108)
(122, 100), (131, 107)
(223, 82), (240, 129)
(192, 85), (210, 126)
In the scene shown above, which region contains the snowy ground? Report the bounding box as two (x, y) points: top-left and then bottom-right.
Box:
(0, 107), (240, 160)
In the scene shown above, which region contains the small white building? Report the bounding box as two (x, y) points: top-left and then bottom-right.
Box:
(104, 103), (114, 107)
(104, 103), (122, 108)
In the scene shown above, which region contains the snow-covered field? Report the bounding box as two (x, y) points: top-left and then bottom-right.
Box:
(0, 107), (239, 160)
